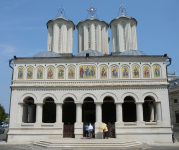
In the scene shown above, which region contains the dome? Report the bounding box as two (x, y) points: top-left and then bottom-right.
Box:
(76, 50), (104, 57)
(33, 51), (61, 57)
(119, 50), (146, 56)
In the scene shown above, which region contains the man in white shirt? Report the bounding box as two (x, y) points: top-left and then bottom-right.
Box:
(88, 123), (93, 138)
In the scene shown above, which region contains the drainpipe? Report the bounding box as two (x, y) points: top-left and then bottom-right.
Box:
(8, 59), (14, 142)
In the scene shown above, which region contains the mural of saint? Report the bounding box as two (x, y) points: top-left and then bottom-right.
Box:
(47, 68), (54, 79)
(79, 65), (96, 79)
(18, 68), (23, 79)
(27, 68), (33, 79)
(122, 66), (129, 78)
(68, 67), (75, 79)
(100, 66), (107, 78)
(133, 66), (139, 78)
(37, 68), (43, 79)
(111, 66), (118, 78)
(143, 66), (150, 78)
(58, 67), (64, 79)
(154, 65), (160, 77)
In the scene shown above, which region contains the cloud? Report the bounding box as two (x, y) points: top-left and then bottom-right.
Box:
(0, 44), (16, 56)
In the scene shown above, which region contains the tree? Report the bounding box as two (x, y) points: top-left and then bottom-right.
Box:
(0, 104), (7, 124)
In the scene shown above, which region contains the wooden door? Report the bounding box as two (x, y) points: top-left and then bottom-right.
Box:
(63, 125), (74, 138)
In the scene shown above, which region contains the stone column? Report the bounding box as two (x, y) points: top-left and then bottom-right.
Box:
(68, 27), (73, 53)
(111, 25), (116, 52)
(35, 103), (43, 123)
(118, 23), (124, 52)
(149, 105), (154, 122)
(22, 104), (28, 123)
(84, 25), (88, 50)
(115, 102), (124, 138)
(74, 102), (83, 139)
(91, 24), (95, 50)
(17, 103), (23, 123)
(106, 27), (109, 54)
(52, 23), (59, 53)
(131, 23), (138, 50)
(97, 24), (101, 53)
(54, 103), (63, 138)
(47, 23), (53, 52)
(126, 22), (132, 50)
(62, 24), (67, 53)
(78, 26), (82, 52)
(29, 105), (35, 123)
(95, 102), (103, 139)
(156, 102), (162, 122)
(135, 102), (145, 125)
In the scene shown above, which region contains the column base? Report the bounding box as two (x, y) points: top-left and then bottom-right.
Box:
(157, 120), (163, 126)
(136, 121), (145, 126)
(34, 122), (42, 127)
(95, 122), (103, 139)
(115, 122), (124, 127)
(74, 122), (83, 139)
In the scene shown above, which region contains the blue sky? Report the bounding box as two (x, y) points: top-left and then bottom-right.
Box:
(0, 0), (179, 113)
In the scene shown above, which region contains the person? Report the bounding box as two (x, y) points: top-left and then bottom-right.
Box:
(103, 124), (108, 139)
(85, 123), (89, 138)
(88, 123), (93, 138)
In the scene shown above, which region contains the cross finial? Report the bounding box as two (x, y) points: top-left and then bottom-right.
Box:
(118, 4), (126, 15)
(87, 4), (97, 17)
(58, 5), (65, 16)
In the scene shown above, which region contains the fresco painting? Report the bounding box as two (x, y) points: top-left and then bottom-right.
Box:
(27, 68), (33, 79)
(111, 66), (118, 78)
(18, 68), (23, 79)
(143, 66), (150, 78)
(153, 65), (160, 77)
(58, 67), (64, 79)
(68, 67), (75, 79)
(133, 66), (139, 78)
(37, 68), (43, 79)
(79, 65), (96, 79)
(47, 67), (54, 79)
(122, 66), (129, 78)
(100, 66), (107, 78)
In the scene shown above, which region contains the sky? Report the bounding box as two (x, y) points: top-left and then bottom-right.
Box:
(0, 0), (179, 113)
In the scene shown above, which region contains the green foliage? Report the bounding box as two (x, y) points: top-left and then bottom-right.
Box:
(0, 104), (7, 124)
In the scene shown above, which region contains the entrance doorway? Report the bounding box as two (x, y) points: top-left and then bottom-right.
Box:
(82, 97), (95, 138)
(102, 97), (116, 138)
(63, 98), (76, 138)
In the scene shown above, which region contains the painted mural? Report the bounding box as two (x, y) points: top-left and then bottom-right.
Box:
(122, 66), (129, 78)
(27, 68), (33, 79)
(58, 67), (64, 79)
(68, 67), (75, 79)
(37, 68), (43, 79)
(143, 66), (150, 78)
(153, 65), (160, 77)
(47, 67), (54, 79)
(111, 66), (118, 78)
(100, 66), (107, 78)
(79, 65), (96, 79)
(133, 66), (139, 78)
(18, 68), (23, 79)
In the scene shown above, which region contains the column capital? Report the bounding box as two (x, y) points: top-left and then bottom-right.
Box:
(135, 102), (144, 104)
(75, 102), (83, 104)
(95, 102), (103, 104)
(55, 102), (64, 105)
(115, 102), (123, 104)
(35, 102), (44, 105)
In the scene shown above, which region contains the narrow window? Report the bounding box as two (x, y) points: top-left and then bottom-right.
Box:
(175, 111), (179, 123)
(174, 99), (178, 103)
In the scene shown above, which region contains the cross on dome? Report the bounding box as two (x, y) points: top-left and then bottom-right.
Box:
(118, 4), (126, 15)
(87, 4), (97, 17)
(58, 5), (65, 16)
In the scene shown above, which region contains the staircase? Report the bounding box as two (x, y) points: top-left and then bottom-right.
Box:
(33, 139), (142, 148)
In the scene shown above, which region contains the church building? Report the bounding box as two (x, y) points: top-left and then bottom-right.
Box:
(8, 5), (172, 143)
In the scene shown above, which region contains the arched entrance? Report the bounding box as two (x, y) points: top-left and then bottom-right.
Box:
(42, 98), (56, 123)
(143, 96), (155, 122)
(102, 96), (116, 138)
(82, 97), (95, 138)
(63, 98), (76, 138)
(23, 97), (36, 123)
(123, 96), (136, 122)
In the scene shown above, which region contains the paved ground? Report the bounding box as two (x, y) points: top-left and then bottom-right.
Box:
(1, 129), (179, 150)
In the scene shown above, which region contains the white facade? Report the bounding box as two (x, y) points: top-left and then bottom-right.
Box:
(47, 14), (75, 54)
(110, 14), (138, 52)
(77, 17), (109, 54)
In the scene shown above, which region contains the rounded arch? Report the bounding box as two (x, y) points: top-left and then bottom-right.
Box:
(60, 93), (77, 103)
(20, 93), (37, 103)
(142, 92), (158, 102)
(100, 92), (118, 102)
(80, 93), (97, 102)
(121, 92), (139, 102)
(40, 93), (58, 103)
